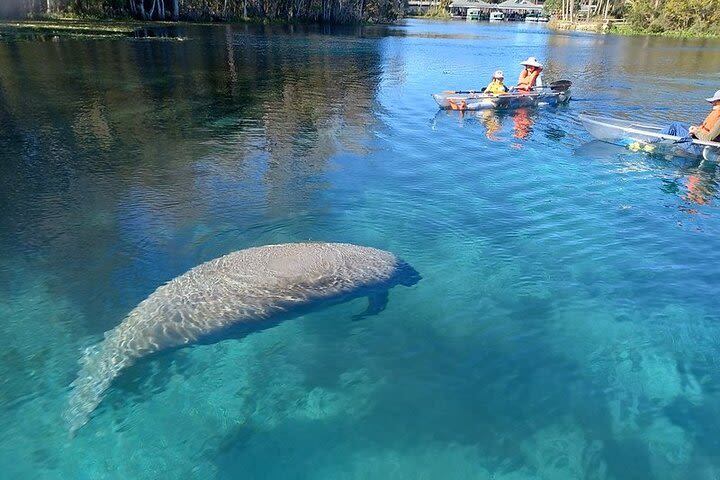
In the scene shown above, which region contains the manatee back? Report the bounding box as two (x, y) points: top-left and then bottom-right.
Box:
(113, 242), (400, 348)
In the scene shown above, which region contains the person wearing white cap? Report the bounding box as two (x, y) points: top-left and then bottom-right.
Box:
(637, 89), (720, 155)
(515, 57), (543, 92)
(485, 70), (508, 95)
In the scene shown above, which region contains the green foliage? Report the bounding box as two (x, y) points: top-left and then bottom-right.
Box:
(423, 1), (451, 19)
(625, 0), (720, 34)
(542, 0), (560, 12)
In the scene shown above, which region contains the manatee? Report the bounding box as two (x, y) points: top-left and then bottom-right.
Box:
(64, 242), (420, 434)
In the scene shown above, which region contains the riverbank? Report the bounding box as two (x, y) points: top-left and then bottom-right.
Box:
(549, 19), (607, 34)
(549, 18), (720, 39)
(0, 17), (372, 40)
(0, 14), (401, 38)
(610, 23), (720, 39)
(0, 19), (140, 35)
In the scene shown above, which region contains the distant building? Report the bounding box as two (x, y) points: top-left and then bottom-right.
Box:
(450, 0), (544, 19)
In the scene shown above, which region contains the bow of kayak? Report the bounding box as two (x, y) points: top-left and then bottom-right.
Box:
(579, 112), (720, 162)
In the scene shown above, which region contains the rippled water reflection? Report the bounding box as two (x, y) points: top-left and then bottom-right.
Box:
(1, 19), (720, 479)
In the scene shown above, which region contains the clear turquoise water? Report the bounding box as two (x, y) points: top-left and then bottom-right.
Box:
(2, 19), (720, 479)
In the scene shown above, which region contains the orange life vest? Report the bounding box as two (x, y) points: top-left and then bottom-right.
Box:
(517, 68), (541, 91)
(699, 108), (720, 139)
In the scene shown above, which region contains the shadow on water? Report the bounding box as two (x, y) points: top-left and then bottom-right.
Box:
(205, 309), (659, 479)
(575, 140), (720, 207)
(105, 350), (195, 413)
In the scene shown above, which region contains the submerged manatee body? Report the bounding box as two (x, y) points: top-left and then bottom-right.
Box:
(64, 242), (419, 434)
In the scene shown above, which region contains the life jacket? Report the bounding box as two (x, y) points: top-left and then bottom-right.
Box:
(485, 80), (507, 94)
(517, 67), (541, 91)
(699, 108), (720, 140)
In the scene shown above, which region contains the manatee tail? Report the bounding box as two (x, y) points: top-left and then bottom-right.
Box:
(63, 337), (133, 436)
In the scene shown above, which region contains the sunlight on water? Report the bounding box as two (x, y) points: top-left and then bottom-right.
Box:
(1, 19), (720, 479)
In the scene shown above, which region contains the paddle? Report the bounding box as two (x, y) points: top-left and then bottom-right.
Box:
(443, 88), (487, 94)
(534, 80), (572, 92)
(622, 127), (720, 149)
(506, 80), (571, 93)
(444, 80), (571, 95)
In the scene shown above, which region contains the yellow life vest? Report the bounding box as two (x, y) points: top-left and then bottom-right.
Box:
(485, 80), (507, 94)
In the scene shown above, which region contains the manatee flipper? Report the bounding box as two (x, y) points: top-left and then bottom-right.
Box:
(352, 291), (389, 321)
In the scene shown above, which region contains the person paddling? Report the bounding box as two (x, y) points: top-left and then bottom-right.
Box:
(514, 57), (543, 92)
(668, 89), (720, 142)
(634, 90), (720, 155)
(485, 70), (508, 94)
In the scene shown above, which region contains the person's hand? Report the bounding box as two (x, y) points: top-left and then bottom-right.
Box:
(689, 125), (698, 134)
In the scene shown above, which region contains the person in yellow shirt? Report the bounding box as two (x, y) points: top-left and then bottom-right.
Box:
(485, 70), (508, 95)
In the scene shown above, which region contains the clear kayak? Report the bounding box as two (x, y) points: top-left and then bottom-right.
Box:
(579, 112), (720, 162)
(432, 88), (570, 111)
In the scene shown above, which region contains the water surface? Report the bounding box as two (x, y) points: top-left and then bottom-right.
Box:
(2, 19), (720, 479)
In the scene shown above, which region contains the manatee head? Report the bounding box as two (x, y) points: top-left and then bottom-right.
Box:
(394, 259), (422, 287)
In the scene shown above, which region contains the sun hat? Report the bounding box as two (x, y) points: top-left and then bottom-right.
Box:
(493, 70), (504, 79)
(705, 89), (720, 102)
(520, 57), (542, 68)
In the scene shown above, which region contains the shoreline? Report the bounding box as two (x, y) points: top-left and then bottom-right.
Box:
(0, 14), (394, 32)
(549, 18), (720, 39)
(3, 16), (720, 40)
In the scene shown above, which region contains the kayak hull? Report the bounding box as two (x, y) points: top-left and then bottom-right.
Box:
(432, 90), (570, 111)
(579, 112), (720, 162)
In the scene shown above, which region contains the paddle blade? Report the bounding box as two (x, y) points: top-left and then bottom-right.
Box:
(549, 80), (572, 92)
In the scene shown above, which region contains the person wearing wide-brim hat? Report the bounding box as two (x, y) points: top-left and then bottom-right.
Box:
(515, 57), (543, 92)
(485, 70), (509, 95)
(633, 89), (720, 155)
(690, 89), (720, 141)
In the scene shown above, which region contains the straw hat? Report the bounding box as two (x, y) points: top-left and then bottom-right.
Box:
(706, 89), (720, 102)
(492, 70), (504, 79)
(520, 57), (543, 68)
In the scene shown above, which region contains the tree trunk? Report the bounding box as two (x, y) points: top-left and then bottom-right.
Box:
(138, 0), (147, 19)
(243, 0), (247, 18)
(147, 0), (157, 19)
(172, 0), (179, 20)
(130, 0), (136, 16)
